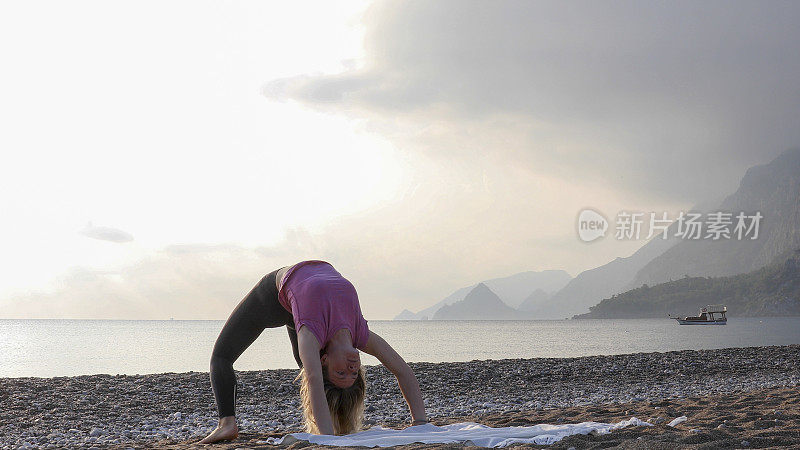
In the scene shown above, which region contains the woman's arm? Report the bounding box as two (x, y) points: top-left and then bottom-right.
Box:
(297, 327), (334, 434)
(362, 331), (427, 424)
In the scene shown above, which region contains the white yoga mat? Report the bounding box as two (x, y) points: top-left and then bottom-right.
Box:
(263, 418), (652, 447)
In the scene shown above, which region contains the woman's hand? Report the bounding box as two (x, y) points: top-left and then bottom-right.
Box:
(362, 331), (427, 424)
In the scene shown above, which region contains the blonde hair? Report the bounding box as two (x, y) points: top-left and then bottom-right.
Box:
(296, 364), (366, 435)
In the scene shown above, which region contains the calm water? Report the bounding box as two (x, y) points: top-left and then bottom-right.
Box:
(1, 318), (799, 378)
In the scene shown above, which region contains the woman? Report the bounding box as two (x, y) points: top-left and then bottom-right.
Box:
(200, 260), (427, 444)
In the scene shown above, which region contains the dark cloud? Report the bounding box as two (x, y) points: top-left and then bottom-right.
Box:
(264, 0), (800, 202)
(79, 222), (134, 243)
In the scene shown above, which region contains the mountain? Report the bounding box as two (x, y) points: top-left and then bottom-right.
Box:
(534, 148), (800, 319)
(399, 285), (472, 321)
(627, 148), (800, 288)
(432, 283), (521, 320)
(574, 248), (800, 319)
(393, 269), (571, 320)
(485, 270), (573, 308)
(394, 309), (417, 320)
(526, 210), (701, 319)
(518, 289), (550, 312)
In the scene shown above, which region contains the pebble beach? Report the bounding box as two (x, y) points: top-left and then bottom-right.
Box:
(2, 345), (799, 449)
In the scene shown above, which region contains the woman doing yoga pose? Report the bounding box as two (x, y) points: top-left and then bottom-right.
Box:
(199, 260), (427, 444)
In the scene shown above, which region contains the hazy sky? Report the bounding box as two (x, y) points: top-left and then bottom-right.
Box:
(2, 1), (798, 319)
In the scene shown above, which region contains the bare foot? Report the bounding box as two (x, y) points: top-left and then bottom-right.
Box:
(199, 416), (239, 444)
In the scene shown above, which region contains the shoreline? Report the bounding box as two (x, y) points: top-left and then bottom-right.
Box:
(2, 344), (799, 448)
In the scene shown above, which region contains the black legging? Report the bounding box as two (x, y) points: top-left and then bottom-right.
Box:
(209, 268), (303, 418)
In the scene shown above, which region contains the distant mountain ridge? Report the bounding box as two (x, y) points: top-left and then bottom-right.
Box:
(432, 283), (522, 320)
(575, 248), (800, 319)
(395, 149), (800, 321)
(627, 147), (800, 289)
(518, 288), (550, 312)
(533, 149), (800, 319)
(524, 201), (730, 319)
(394, 269), (571, 320)
(527, 232), (679, 319)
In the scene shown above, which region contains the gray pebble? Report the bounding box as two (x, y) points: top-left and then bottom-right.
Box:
(1, 345), (797, 447)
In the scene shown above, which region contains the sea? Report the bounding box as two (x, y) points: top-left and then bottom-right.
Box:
(1, 318), (799, 378)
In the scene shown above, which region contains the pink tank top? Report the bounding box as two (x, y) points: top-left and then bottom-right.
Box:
(278, 260), (369, 350)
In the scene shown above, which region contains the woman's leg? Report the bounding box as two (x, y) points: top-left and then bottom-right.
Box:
(209, 268), (292, 418)
(287, 325), (303, 369)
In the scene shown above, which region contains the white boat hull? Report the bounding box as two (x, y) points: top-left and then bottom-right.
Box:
(674, 319), (727, 325)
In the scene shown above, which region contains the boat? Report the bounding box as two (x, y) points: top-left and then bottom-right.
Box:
(670, 304), (727, 325)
